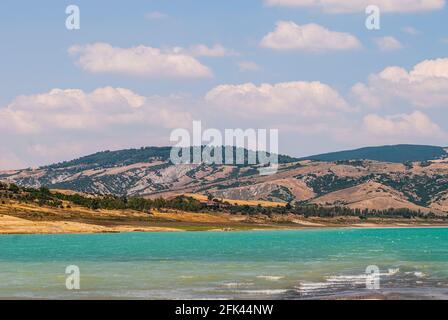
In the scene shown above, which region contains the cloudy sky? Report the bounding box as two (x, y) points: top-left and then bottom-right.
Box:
(1, 0), (448, 169)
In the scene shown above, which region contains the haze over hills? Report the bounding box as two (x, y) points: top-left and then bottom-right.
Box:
(1, 144), (448, 215)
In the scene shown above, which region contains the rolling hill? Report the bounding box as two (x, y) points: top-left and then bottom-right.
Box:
(1, 144), (448, 216)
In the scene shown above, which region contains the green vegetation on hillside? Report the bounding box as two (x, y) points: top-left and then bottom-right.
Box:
(0, 182), (202, 212)
(299, 173), (372, 196)
(46, 146), (298, 170)
(0, 182), (441, 220)
(302, 145), (447, 163)
(377, 174), (448, 206)
(47, 147), (174, 170)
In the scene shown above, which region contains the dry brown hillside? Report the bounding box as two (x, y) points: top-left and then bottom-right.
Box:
(2, 147), (448, 215)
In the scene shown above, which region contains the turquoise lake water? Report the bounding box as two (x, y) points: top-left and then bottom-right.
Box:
(1, 228), (448, 299)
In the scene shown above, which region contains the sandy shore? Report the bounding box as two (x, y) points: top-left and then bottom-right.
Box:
(1, 200), (447, 235)
(1, 211), (447, 235)
(0, 214), (181, 234)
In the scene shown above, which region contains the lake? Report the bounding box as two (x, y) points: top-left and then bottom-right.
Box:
(1, 228), (448, 299)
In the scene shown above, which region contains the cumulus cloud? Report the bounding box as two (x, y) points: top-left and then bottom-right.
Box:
(260, 21), (361, 52)
(363, 111), (445, 138)
(4, 61), (448, 169)
(375, 36), (403, 51)
(0, 87), (196, 168)
(263, 0), (445, 13)
(172, 44), (238, 57)
(1, 83), (353, 169)
(0, 87), (193, 134)
(352, 58), (448, 108)
(69, 43), (212, 78)
(205, 81), (352, 119)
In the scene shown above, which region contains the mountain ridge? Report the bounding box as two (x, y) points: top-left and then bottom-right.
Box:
(2, 144), (448, 216)
(300, 144), (448, 163)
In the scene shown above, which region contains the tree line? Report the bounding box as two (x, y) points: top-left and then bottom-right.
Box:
(0, 182), (442, 219)
(0, 182), (202, 212)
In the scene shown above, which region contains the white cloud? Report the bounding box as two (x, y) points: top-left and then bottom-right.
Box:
(205, 81), (352, 119)
(363, 111), (445, 138)
(264, 0), (445, 13)
(172, 44), (238, 57)
(0, 87), (196, 169)
(69, 43), (212, 78)
(260, 21), (361, 52)
(352, 58), (448, 108)
(238, 61), (261, 72)
(0, 87), (193, 134)
(1, 83), (353, 169)
(375, 36), (403, 51)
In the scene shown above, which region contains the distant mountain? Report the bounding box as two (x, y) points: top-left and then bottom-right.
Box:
(46, 146), (298, 170)
(46, 147), (173, 170)
(301, 145), (448, 163)
(0, 146), (297, 196)
(2, 144), (448, 215)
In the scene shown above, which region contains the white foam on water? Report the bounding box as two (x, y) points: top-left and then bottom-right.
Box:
(221, 282), (254, 288)
(235, 289), (288, 295)
(293, 267), (431, 297)
(256, 275), (285, 281)
(295, 281), (332, 294)
(295, 270), (399, 295)
(387, 268), (400, 276)
(326, 274), (367, 285)
(414, 272), (426, 278)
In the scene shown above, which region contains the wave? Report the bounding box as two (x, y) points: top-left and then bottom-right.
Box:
(295, 269), (401, 295)
(234, 289), (288, 295)
(256, 275), (285, 281)
(221, 282), (254, 288)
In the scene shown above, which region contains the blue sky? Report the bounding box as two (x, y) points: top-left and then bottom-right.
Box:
(0, 0), (447, 169)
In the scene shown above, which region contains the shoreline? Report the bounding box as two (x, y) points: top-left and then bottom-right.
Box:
(1, 216), (447, 235)
(2, 201), (447, 235)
